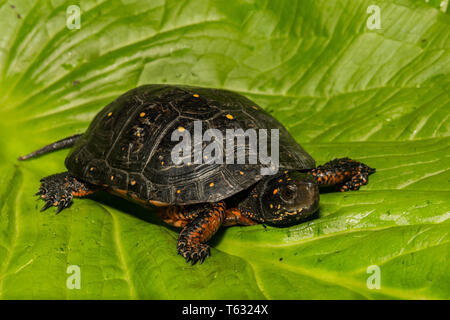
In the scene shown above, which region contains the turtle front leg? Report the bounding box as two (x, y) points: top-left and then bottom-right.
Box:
(36, 172), (98, 213)
(158, 204), (206, 228)
(223, 208), (259, 227)
(176, 201), (226, 265)
(310, 157), (375, 192)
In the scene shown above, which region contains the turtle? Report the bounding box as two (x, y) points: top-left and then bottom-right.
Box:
(19, 84), (375, 265)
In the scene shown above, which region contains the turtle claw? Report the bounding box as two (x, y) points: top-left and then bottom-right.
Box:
(199, 251), (210, 265)
(339, 172), (370, 192)
(35, 173), (74, 214)
(56, 200), (68, 214)
(177, 242), (211, 266)
(190, 253), (199, 265)
(35, 189), (45, 196)
(40, 201), (53, 212)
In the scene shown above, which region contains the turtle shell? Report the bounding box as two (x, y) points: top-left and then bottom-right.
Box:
(65, 85), (315, 204)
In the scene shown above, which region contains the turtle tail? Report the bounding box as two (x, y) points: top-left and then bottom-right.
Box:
(18, 134), (83, 161)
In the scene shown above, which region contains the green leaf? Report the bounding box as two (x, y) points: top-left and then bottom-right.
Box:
(0, 0), (449, 299)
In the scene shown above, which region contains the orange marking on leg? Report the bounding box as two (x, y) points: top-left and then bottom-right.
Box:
(158, 206), (191, 228)
(72, 188), (96, 197)
(223, 208), (258, 226)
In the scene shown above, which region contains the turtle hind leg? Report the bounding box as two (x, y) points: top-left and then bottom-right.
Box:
(310, 157), (375, 192)
(37, 172), (98, 214)
(176, 201), (226, 265)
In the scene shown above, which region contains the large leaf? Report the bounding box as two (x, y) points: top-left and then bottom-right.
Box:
(0, 0), (449, 299)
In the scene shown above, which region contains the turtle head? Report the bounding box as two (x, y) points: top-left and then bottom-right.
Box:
(240, 171), (319, 226)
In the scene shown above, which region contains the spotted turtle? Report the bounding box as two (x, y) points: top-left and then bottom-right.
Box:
(19, 85), (375, 265)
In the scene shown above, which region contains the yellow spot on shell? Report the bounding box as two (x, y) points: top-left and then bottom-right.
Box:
(209, 182), (214, 187)
(273, 189), (278, 195)
(178, 127), (185, 132)
(107, 112), (112, 117)
(226, 114), (234, 120)
(130, 180), (136, 186)
(193, 94), (199, 98)
(139, 112), (146, 117)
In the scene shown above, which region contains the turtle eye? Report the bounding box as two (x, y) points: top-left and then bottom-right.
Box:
(281, 184), (297, 202)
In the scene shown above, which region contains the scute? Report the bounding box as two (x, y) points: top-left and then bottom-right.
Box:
(65, 85), (315, 204)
